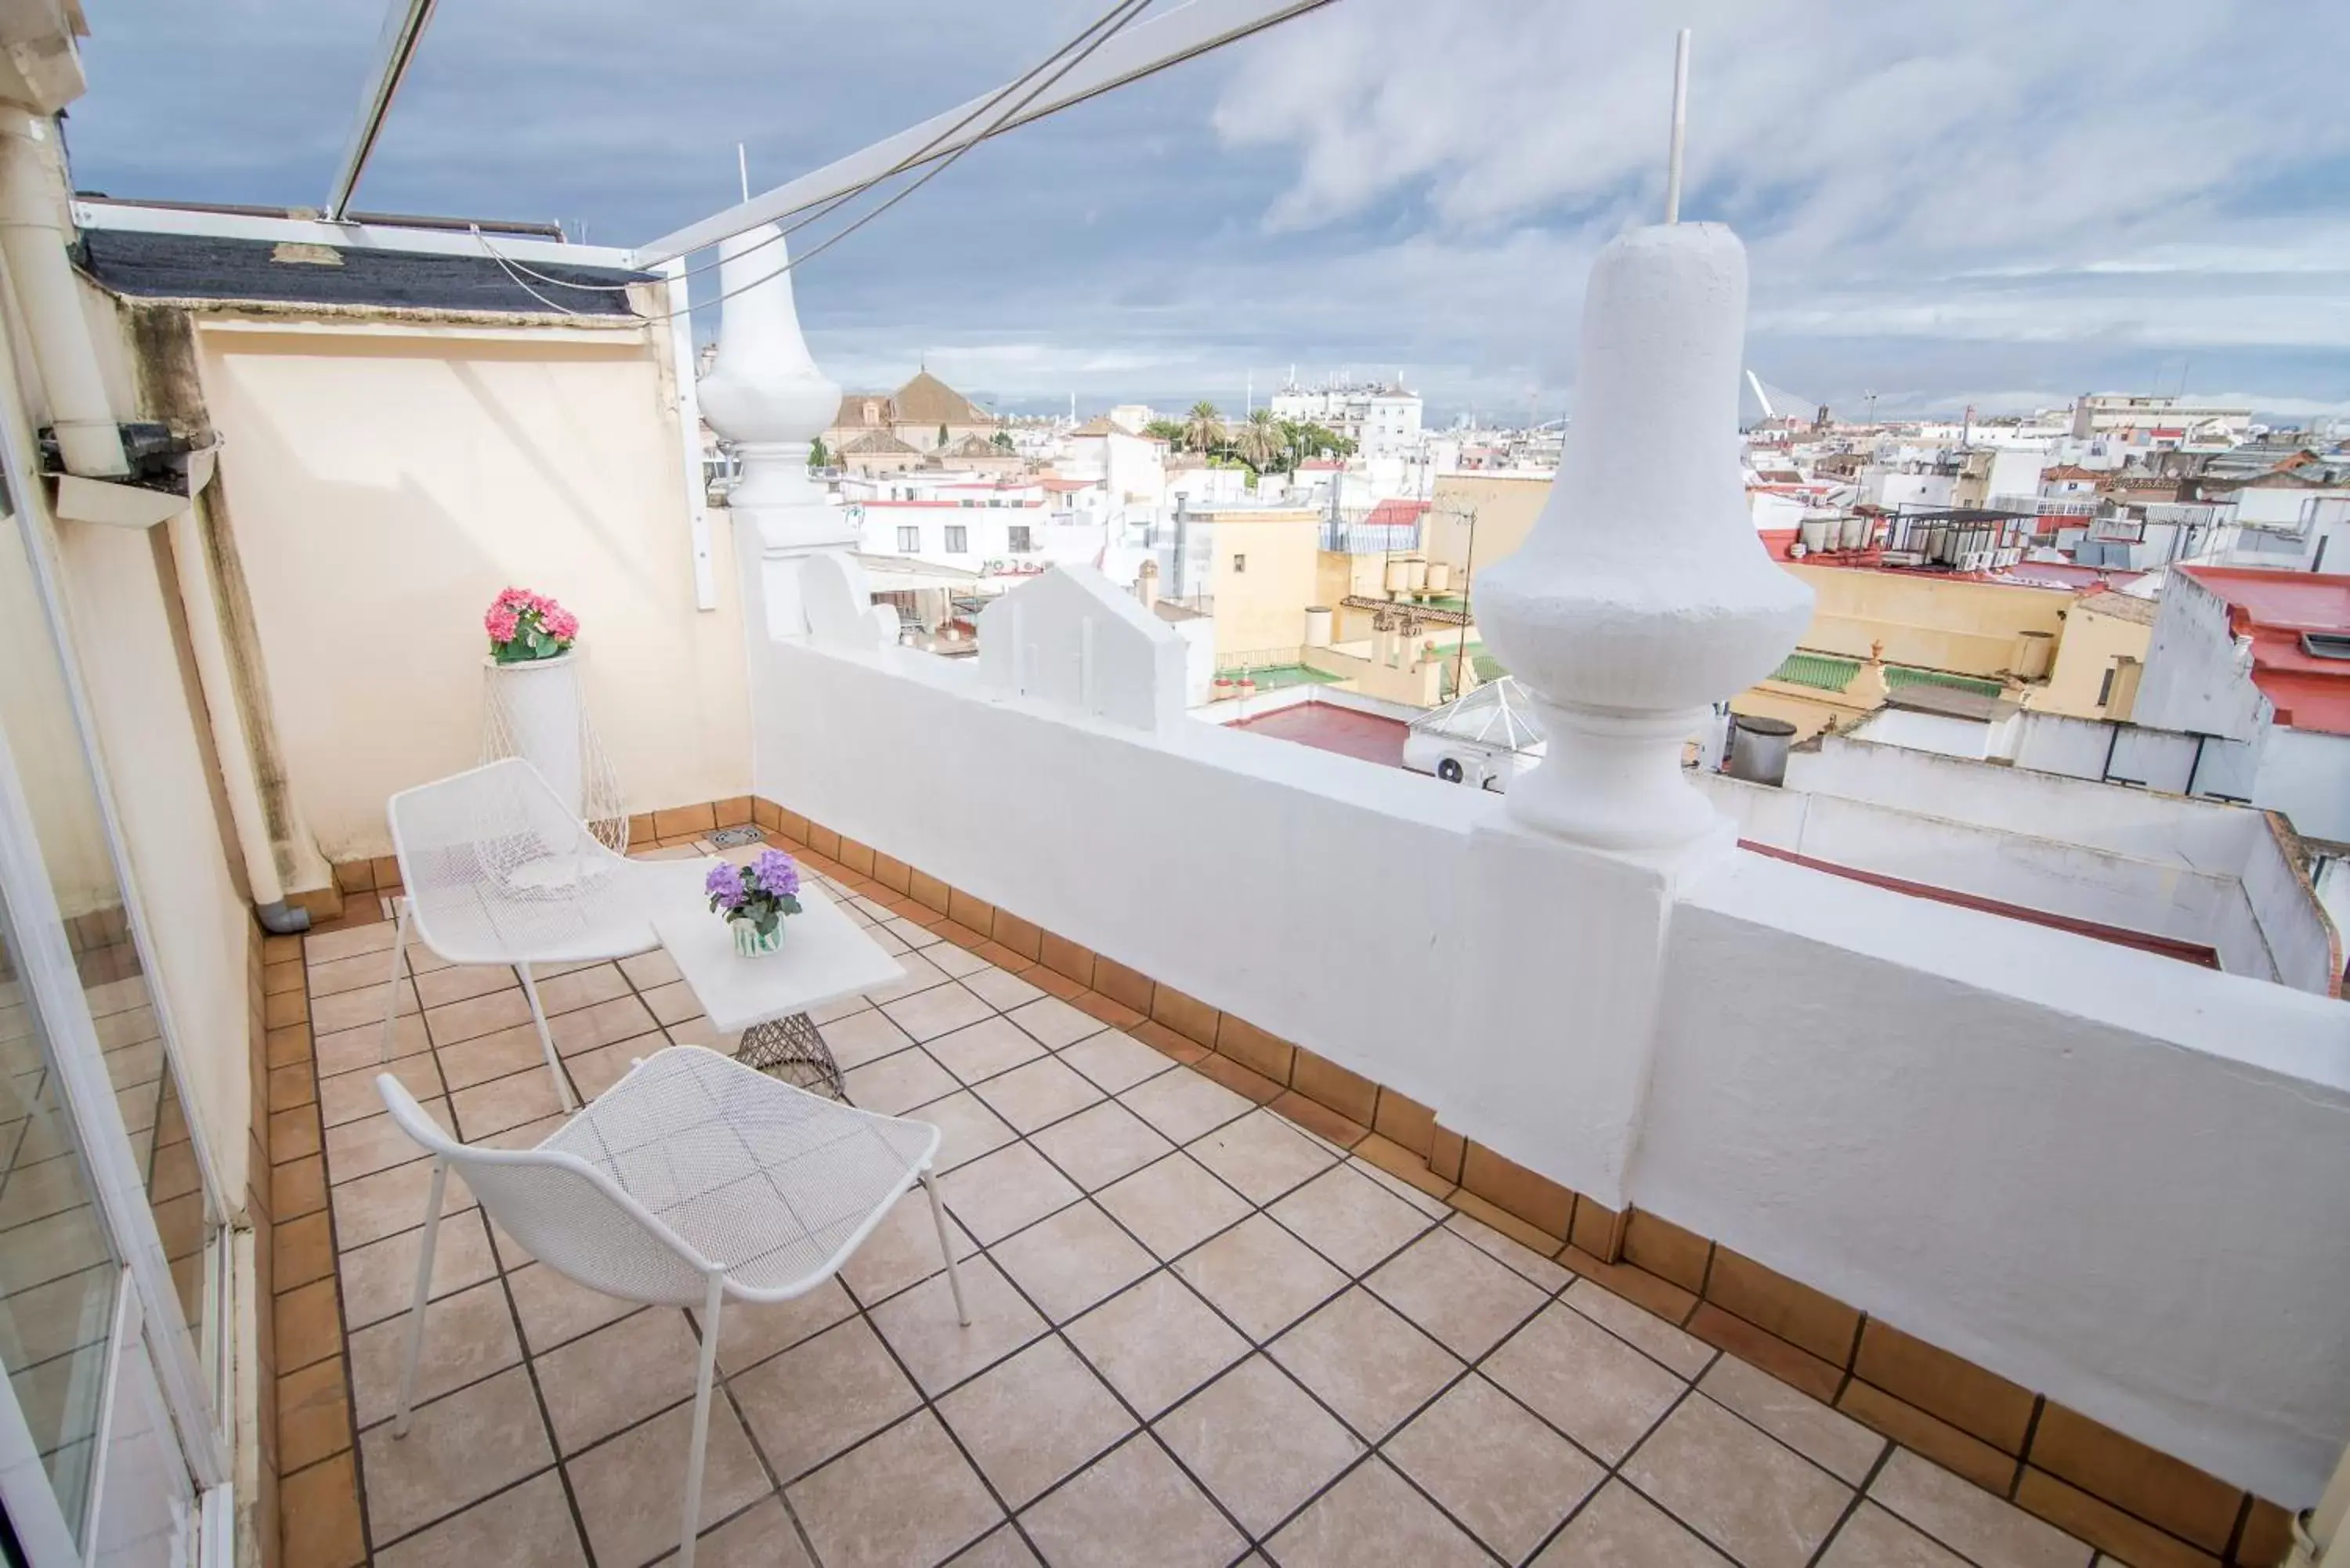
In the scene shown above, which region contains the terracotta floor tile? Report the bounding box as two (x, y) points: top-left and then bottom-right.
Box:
(1154, 1354), (1364, 1537)
(565, 1397), (774, 1568)
(927, 1016), (1048, 1086)
(274, 1277), (345, 1373)
(1187, 1108), (1338, 1206)
(1565, 1277), (1712, 1378)
(1534, 1479), (1734, 1566)
(1366, 1226), (1549, 1360)
(731, 1315), (920, 1481)
(1447, 1210), (1574, 1292)
(533, 1306), (703, 1453)
(1065, 1269), (1249, 1418)
(280, 1451), (369, 1568)
(316, 1013), (430, 1075)
(502, 1259), (638, 1354)
(946, 1525), (1042, 1566)
(1095, 1153), (1251, 1261)
(906, 1089), (1020, 1174)
(373, 1469), (585, 1568)
(837, 1187), (978, 1307)
(1175, 1212), (1347, 1342)
(1266, 1458), (1488, 1568)
(988, 1199), (1155, 1323)
(938, 1336), (1137, 1507)
(618, 948), (682, 989)
(1868, 1451), (2094, 1568)
(424, 988), (535, 1049)
(1484, 1302), (1686, 1464)
(657, 1497), (815, 1568)
(1004, 995), (1106, 1050)
(347, 1277), (524, 1428)
(1267, 1163), (1438, 1277)
(867, 950), (950, 1004)
(882, 981), (995, 1042)
(960, 965), (1047, 1013)
(1017, 1433), (1243, 1568)
(359, 1365), (554, 1545)
(973, 1055), (1106, 1134)
(1119, 1067), (1254, 1144)
(1622, 1393), (1851, 1568)
(1268, 1285), (1462, 1442)
(817, 1008), (918, 1071)
(324, 1101), (446, 1185)
(927, 941), (991, 978)
(636, 978), (703, 1026)
(940, 1141), (1082, 1246)
(414, 963), (517, 1012)
(308, 948), (406, 999)
(430, 1024), (553, 1093)
(1699, 1356), (1885, 1486)
(869, 1254), (1046, 1396)
(1388, 1372), (1602, 1561)
(320, 1053), (442, 1129)
(707, 1276), (856, 1376)
(1058, 1031), (1176, 1095)
(1819, 1501), (1975, 1567)
(786, 1412), (1003, 1568)
(841, 1046), (958, 1117)
(305, 919), (401, 965)
(316, 979), (415, 1034)
(548, 994), (659, 1057)
(331, 1156), (476, 1252)
(276, 1356), (355, 1472)
(1029, 1100), (1175, 1192)
(450, 1067), (567, 1142)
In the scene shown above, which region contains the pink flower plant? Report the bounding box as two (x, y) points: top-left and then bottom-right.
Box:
(483, 587), (580, 663)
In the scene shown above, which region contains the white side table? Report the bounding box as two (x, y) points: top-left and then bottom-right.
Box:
(653, 880), (907, 1097)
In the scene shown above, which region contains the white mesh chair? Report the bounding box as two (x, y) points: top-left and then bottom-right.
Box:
(375, 1047), (968, 1568)
(378, 757), (705, 1110)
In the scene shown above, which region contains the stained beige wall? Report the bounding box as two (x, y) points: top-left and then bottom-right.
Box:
(1427, 472), (1550, 580)
(193, 318), (750, 861)
(1788, 565), (2070, 677)
(1205, 511), (1323, 659)
(2037, 604), (2154, 720)
(52, 518), (253, 1193)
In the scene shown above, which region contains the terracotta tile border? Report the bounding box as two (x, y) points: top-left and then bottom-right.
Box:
(741, 791), (2299, 1568)
(298, 789), (2296, 1566)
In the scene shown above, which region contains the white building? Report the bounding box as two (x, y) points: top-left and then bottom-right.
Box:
(1268, 375), (1424, 459)
(2071, 392), (2254, 446)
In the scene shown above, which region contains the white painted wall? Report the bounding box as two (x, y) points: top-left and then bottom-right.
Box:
(745, 614), (2350, 1502)
(1640, 850), (2350, 1504)
(2136, 570), (2266, 743)
(2259, 726), (2350, 844)
(1697, 772), (2273, 981)
(1849, 707), (1992, 758)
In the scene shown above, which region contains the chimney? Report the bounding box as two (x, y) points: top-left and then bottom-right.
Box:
(1136, 558), (1160, 613)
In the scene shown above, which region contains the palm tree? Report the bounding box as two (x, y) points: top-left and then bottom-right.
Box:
(1233, 407), (1284, 473)
(1181, 400), (1225, 456)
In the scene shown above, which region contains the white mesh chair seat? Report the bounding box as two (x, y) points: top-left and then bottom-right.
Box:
(374, 1047), (967, 1568)
(536, 1048), (938, 1299)
(378, 757), (707, 1109)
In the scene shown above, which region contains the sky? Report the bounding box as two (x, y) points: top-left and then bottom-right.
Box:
(63, 0), (2350, 425)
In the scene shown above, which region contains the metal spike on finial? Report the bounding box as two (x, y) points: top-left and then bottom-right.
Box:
(1663, 28), (1691, 224)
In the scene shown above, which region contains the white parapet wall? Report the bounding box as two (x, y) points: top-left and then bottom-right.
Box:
(748, 617), (2350, 1506)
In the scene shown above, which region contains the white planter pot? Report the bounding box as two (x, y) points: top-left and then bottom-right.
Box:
(484, 651), (586, 816)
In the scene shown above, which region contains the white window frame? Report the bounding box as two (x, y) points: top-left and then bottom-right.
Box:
(0, 357), (233, 1519)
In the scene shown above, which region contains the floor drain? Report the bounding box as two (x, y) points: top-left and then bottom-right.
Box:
(709, 826), (765, 848)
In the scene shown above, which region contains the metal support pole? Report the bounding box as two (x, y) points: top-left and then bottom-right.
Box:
(1662, 28), (1691, 224)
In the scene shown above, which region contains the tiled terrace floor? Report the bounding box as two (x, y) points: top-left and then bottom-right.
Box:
(280, 833), (2124, 1568)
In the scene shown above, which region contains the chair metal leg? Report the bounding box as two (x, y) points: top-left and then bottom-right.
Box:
(392, 1158), (447, 1439)
(378, 896), (412, 1064)
(677, 1271), (725, 1568)
(921, 1170), (971, 1326)
(514, 960), (579, 1111)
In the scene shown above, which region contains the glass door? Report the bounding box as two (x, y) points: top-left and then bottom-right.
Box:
(0, 388), (228, 1559)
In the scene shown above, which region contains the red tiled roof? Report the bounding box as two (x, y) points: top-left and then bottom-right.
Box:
(1227, 703), (1408, 766)
(1364, 498), (1430, 527)
(2177, 565), (2350, 735)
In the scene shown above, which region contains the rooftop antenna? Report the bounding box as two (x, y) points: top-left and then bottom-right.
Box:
(1662, 27), (1692, 224)
(736, 143), (751, 203)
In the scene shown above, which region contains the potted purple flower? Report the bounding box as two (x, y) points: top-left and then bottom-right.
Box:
(706, 849), (803, 957)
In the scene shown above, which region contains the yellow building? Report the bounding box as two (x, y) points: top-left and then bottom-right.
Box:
(1426, 471), (1549, 583)
(2034, 591), (2156, 720)
(1196, 505), (1326, 659)
(1781, 562), (2067, 679)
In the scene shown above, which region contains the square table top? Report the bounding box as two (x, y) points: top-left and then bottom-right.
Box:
(653, 874), (907, 1034)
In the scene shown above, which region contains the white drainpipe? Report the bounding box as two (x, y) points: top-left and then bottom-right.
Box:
(0, 106), (127, 477)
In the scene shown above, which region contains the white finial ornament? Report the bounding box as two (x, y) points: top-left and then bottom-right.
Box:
(1473, 220), (1810, 859)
